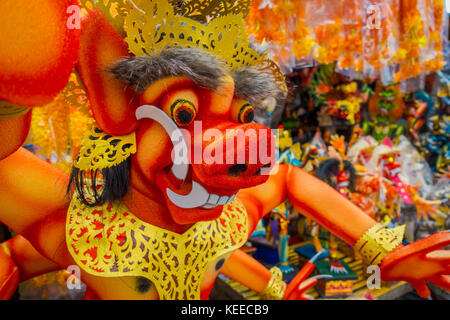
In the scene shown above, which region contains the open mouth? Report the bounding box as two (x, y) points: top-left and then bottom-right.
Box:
(169, 180), (237, 209)
(158, 165), (237, 210)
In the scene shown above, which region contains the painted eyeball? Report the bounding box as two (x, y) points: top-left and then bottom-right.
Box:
(160, 88), (198, 126)
(171, 99), (197, 126)
(231, 98), (255, 124)
(238, 104), (255, 123)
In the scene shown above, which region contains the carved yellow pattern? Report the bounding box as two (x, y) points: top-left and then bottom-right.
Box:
(170, 0), (251, 23)
(259, 267), (286, 300)
(124, 0), (286, 93)
(62, 71), (92, 118)
(74, 125), (136, 171)
(66, 194), (249, 300)
(354, 223), (405, 265)
(125, 0), (255, 68)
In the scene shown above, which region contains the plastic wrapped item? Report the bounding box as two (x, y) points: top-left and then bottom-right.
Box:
(361, 0), (400, 83)
(397, 135), (434, 188)
(246, 0), (448, 81)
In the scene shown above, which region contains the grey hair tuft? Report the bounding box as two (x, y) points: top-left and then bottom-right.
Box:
(231, 66), (283, 108)
(107, 46), (228, 93)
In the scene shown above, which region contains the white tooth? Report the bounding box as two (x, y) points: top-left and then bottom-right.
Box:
(217, 196), (229, 205)
(228, 194), (237, 203)
(136, 105), (189, 181)
(208, 194), (220, 205)
(203, 203), (218, 209)
(166, 181), (210, 209)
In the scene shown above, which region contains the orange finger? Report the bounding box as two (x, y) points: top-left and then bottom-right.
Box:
(286, 277), (318, 300)
(298, 277), (318, 292)
(381, 232), (450, 276)
(411, 280), (431, 299)
(425, 250), (450, 264)
(284, 251), (322, 299)
(300, 293), (313, 300)
(429, 275), (450, 292)
(286, 290), (299, 300)
(285, 263), (315, 299)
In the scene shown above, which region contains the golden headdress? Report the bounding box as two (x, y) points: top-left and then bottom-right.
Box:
(80, 0), (287, 94)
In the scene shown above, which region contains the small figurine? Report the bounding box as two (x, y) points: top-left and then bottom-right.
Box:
(363, 82), (405, 142)
(315, 146), (357, 274)
(363, 138), (440, 221)
(423, 114), (449, 172)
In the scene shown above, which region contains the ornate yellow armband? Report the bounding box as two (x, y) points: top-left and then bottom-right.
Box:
(354, 223), (405, 266)
(260, 267), (287, 300)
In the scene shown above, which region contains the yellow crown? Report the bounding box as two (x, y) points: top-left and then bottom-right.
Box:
(80, 0), (286, 94)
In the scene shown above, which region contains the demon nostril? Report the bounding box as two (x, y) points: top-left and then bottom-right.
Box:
(228, 164), (248, 177)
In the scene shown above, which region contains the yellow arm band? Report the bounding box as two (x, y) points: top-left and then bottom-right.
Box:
(354, 223), (405, 266)
(260, 267), (287, 300)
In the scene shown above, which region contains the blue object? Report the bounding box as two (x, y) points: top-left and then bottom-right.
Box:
(278, 263), (295, 275)
(250, 230), (266, 238)
(250, 219), (267, 238)
(295, 244), (329, 260)
(253, 245), (279, 265)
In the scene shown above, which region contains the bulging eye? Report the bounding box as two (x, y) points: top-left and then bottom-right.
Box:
(171, 100), (197, 126)
(231, 98), (255, 124)
(160, 88), (198, 126)
(238, 104), (255, 123)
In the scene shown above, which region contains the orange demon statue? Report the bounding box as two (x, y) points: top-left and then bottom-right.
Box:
(0, 0), (449, 300)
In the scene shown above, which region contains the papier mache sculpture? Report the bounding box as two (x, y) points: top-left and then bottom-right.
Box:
(0, 0), (449, 300)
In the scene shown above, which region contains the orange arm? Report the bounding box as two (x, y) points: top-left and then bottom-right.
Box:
(286, 165), (375, 245)
(4, 235), (60, 281)
(220, 249), (271, 294)
(0, 148), (69, 234)
(237, 164), (289, 235)
(0, 235), (60, 300)
(239, 164), (375, 246)
(220, 249), (322, 300)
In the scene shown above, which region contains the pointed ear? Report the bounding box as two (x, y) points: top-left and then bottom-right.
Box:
(0, 0), (80, 107)
(77, 9), (139, 135)
(0, 111), (31, 160)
